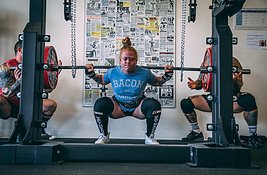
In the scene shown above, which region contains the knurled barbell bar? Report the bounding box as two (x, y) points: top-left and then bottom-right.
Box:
(45, 65), (250, 74)
(9, 46), (251, 93)
(11, 64), (251, 73)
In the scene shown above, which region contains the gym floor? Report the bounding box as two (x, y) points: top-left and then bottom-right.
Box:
(0, 142), (266, 175)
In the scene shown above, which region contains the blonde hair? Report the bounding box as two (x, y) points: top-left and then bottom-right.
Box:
(120, 37), (138, 59)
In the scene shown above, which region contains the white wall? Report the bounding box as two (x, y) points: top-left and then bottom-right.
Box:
(0, 0), (266, 140)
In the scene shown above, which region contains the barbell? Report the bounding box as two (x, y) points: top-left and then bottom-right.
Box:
(47, 65), (250, 73)
(10, 46), (251, 92)
(48, 65), (250, 74)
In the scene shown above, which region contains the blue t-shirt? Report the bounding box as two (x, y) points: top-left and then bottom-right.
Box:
(104, 65), (156, 111)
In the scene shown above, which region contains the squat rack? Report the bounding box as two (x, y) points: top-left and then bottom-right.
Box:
(0, 0), (251, 168)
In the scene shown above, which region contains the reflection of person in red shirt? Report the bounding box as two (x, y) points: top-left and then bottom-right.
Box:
(0, 41), (59, 140)
(0, 58), (20, 107)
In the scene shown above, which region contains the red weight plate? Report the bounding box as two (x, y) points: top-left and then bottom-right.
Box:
(43, 46), (59, 91)
(201, 47), (212, 92)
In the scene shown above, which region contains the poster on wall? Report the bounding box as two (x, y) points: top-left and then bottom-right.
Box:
(234, 8), (267, 30)
(83, 0), (176, 108)
(246, 32), (267, 50)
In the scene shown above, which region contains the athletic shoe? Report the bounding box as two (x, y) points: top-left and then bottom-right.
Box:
(247, 133), (263, 148)
(182, 130), (204, 142)
(41, 131), (56, 140)
(95, 133), (110, 144)
(145, 134), (159, 145)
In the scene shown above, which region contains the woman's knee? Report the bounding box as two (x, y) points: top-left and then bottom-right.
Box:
(141, 98), (161, 117)
(94, 97), (114, 115)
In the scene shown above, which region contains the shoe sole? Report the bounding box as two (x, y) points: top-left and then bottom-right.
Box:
(145, 143), (160, 145)
(182, 138), (204, 142)
(95, 140), (110, 144)
(49, 136), (56, 140)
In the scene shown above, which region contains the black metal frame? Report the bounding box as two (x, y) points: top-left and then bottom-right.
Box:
(7, 0), (47, 144)
(211, 0), (246, 146)
(211, 2), (236, 146)
(0, 0), (250, 167)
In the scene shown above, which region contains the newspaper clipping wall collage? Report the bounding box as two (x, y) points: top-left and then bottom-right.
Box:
(83, 0), (176, 107)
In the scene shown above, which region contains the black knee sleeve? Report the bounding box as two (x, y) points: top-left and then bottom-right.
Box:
(237, 93), (257, 111)
(141, 98), (161, 118)
(93, 97), (114, 135)
(141, 98), (161, 137)
(94, 97), (114, 115)
(180, 98), (195, 114)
